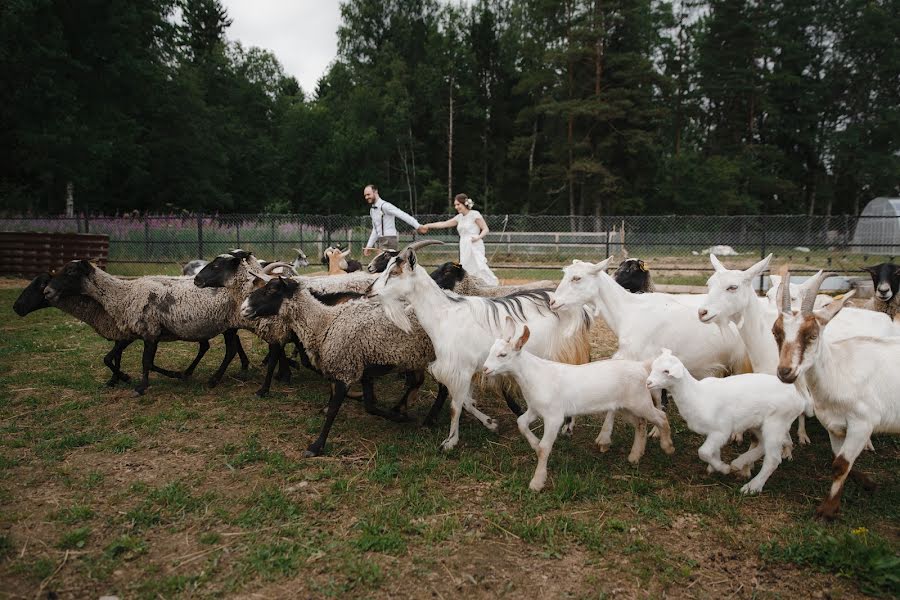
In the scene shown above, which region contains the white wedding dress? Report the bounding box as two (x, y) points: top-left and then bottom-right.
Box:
(456, 209), (499, 286)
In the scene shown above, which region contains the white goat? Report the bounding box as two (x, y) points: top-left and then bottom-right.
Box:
(370, 243), (592, 452)
(772, 272), (900, 519)
(699, 255), (895, 445)
(647, 349), (805, 494)
(483, 318), (674, 491)
(548, 257), (750, 451)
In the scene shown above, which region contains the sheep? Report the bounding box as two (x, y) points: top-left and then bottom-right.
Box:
(862, 262), (900, 319)
(548, 257), (750, 452)
(482, 317), (674, 491)
(429, 262), (556, 296)
(183, 259), (207, 277)
(321, 245), (362, 273)
(16, 271), (245, 387)
(772, 271), (900, 519)
(240, 272), (449, 457)
(613, 258), (654, 293)
(647, 348), (805, 494)
(44, 259), (251, 395)
(369, 241), (593, 452)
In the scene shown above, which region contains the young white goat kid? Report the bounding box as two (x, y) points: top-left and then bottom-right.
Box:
(647, 349), (805, 494)
(483, 318), (674, 491)
(773, 272), (900, 519)
(549, 257), (750, 451)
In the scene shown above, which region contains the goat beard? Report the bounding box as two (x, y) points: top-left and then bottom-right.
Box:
(379, 298), (414, 334)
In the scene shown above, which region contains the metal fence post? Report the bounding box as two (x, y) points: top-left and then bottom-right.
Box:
(144, 220), (150, 258)
(197, 215), (203, 259)
(605, 217), (610, 259)
(759, 214), (767, 294)
(236, 219), (241, 249)
(84, 212), (90, 234)
(271, 218), (276, 256)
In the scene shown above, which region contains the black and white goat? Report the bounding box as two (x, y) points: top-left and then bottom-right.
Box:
(862, 262), (900, 319)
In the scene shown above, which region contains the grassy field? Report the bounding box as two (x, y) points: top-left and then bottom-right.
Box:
(0, 280), (898, 599)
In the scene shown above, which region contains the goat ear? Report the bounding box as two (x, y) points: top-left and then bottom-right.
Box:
(503, 315), (517, 341)
(514, 325), (531, 351)
(768, 274), (782, 289)
(862, 265), (879, 275)
(813, 290), (855, 326)
(593, 256), (612, 272)
(669, 359), (685, 378)
(744, 254), (772, 280)
(341, 248), (351, 257)
(709, 254), (727, 273)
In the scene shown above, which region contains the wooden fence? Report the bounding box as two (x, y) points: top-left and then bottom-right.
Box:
(0, 232), (109, 278)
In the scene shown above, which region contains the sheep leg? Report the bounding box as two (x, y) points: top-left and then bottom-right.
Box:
(390, 370), (425, 416)
(104, 340), (133, 386)
(304, 381), (348, 457)
(133, 339), (159, 396)
(816, 423), (873, 520)
(275, 345), (292, 383)
(173, 339), (210, 379)
(529, 415), (564, 492)
(501, 390), (524, 416)
(256, 342), (284, 398)
(421, 384), (449, 427)
(208, 330), (239, 387)
(595, 411), (616, 452)
(233, 332), (250, 377)
(361, 375), (410, 423)
(741, 423), (787, 495)
(698, 433), (731, 475)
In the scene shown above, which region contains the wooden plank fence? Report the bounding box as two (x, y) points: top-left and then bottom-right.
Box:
(0, 232), (109, 277)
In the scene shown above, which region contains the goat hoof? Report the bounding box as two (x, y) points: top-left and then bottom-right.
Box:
(740, 482), (762, 495)
(814, 504), (839, 521)
(302, 448), (322, 458)
(648, 426), (660, 439)
(798, 434), (811, 445)
(596, 443), (610, 453)
(439, 438), (457, 453)
(485, 418), (498, 432)
(528, 479), (545, 492)
(132, 388), (146, 397)
(627, 453), (642, 464)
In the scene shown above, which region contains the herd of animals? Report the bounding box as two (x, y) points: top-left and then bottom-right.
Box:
(11, 242), (900, 521)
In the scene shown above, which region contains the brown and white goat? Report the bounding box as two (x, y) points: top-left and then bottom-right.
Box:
(772, 271), (900, 519)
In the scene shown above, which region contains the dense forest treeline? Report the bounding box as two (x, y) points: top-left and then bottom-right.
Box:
(1, 0), (898, 217)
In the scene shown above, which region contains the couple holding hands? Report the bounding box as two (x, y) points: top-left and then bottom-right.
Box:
(363, 184), (499, 285)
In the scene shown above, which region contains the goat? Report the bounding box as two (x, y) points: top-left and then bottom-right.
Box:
(549, 257), (750, 452)
(483, 317), (673, 491)
(647, 348), (805, 494)
(321, 245), (362, 273)
(613, 258), (654, 293)
(369, 241), (592, 452)
(292, 248), (310, 270)
(366, 249), (400, 274)
(241, 272), (448, 457)
(45, 259), (250, 395)
(862, 262), (900, 319)
(772, 271), (900, 519)
(429, 262), (556, 296)
(182, 259), (208, 277)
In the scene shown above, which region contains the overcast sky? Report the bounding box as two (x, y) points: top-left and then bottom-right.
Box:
(221, 0), (343, 96)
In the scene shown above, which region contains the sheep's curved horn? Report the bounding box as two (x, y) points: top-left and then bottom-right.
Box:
(263, 261), (294, 275)
(777, 269), (792, 314)
(799, 270), (834, 314)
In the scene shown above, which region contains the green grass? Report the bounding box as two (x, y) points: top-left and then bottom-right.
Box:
(1, 285), (898, 598)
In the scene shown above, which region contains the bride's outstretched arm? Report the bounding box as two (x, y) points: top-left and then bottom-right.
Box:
(422, 217), (458, 231)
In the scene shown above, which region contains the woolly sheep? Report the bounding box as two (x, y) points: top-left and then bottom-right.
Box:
(613, 258), (654, 293)
(862, 262), (900, 319)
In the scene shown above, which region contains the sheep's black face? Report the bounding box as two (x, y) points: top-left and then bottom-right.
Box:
(863, 262), (900, 302)
(14, 273), (52, 316)
(243, 277), (298, 318)
(194, 255), (240, 288)
(367, 250), (399, 274)
(613, 259), (651, 294)
(430, 262), (466, 290)
(45, 260), (92, 301)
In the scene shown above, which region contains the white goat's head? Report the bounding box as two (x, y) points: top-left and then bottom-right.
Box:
(697, 253), (771, 326)
(549, 257), (613, 312)
(369, 240), (444, 302)
(483, 317), (530, 376)
(646, 348), (686, 391)
(771, 270), (854, 383)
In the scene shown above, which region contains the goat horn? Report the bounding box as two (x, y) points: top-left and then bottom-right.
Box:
(402, 240), (444, 254)
(778, 269), (792, 314)
(799, 270), (834, 314)
(263, 261), (294, 275)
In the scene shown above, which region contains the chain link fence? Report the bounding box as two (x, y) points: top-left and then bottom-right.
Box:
(2, 213), (899, 283)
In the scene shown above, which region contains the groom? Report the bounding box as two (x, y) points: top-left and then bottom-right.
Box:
(363, 184), (428, 256)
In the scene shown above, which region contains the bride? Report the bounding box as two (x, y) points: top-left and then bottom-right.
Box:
(422, 194), (499, 286)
